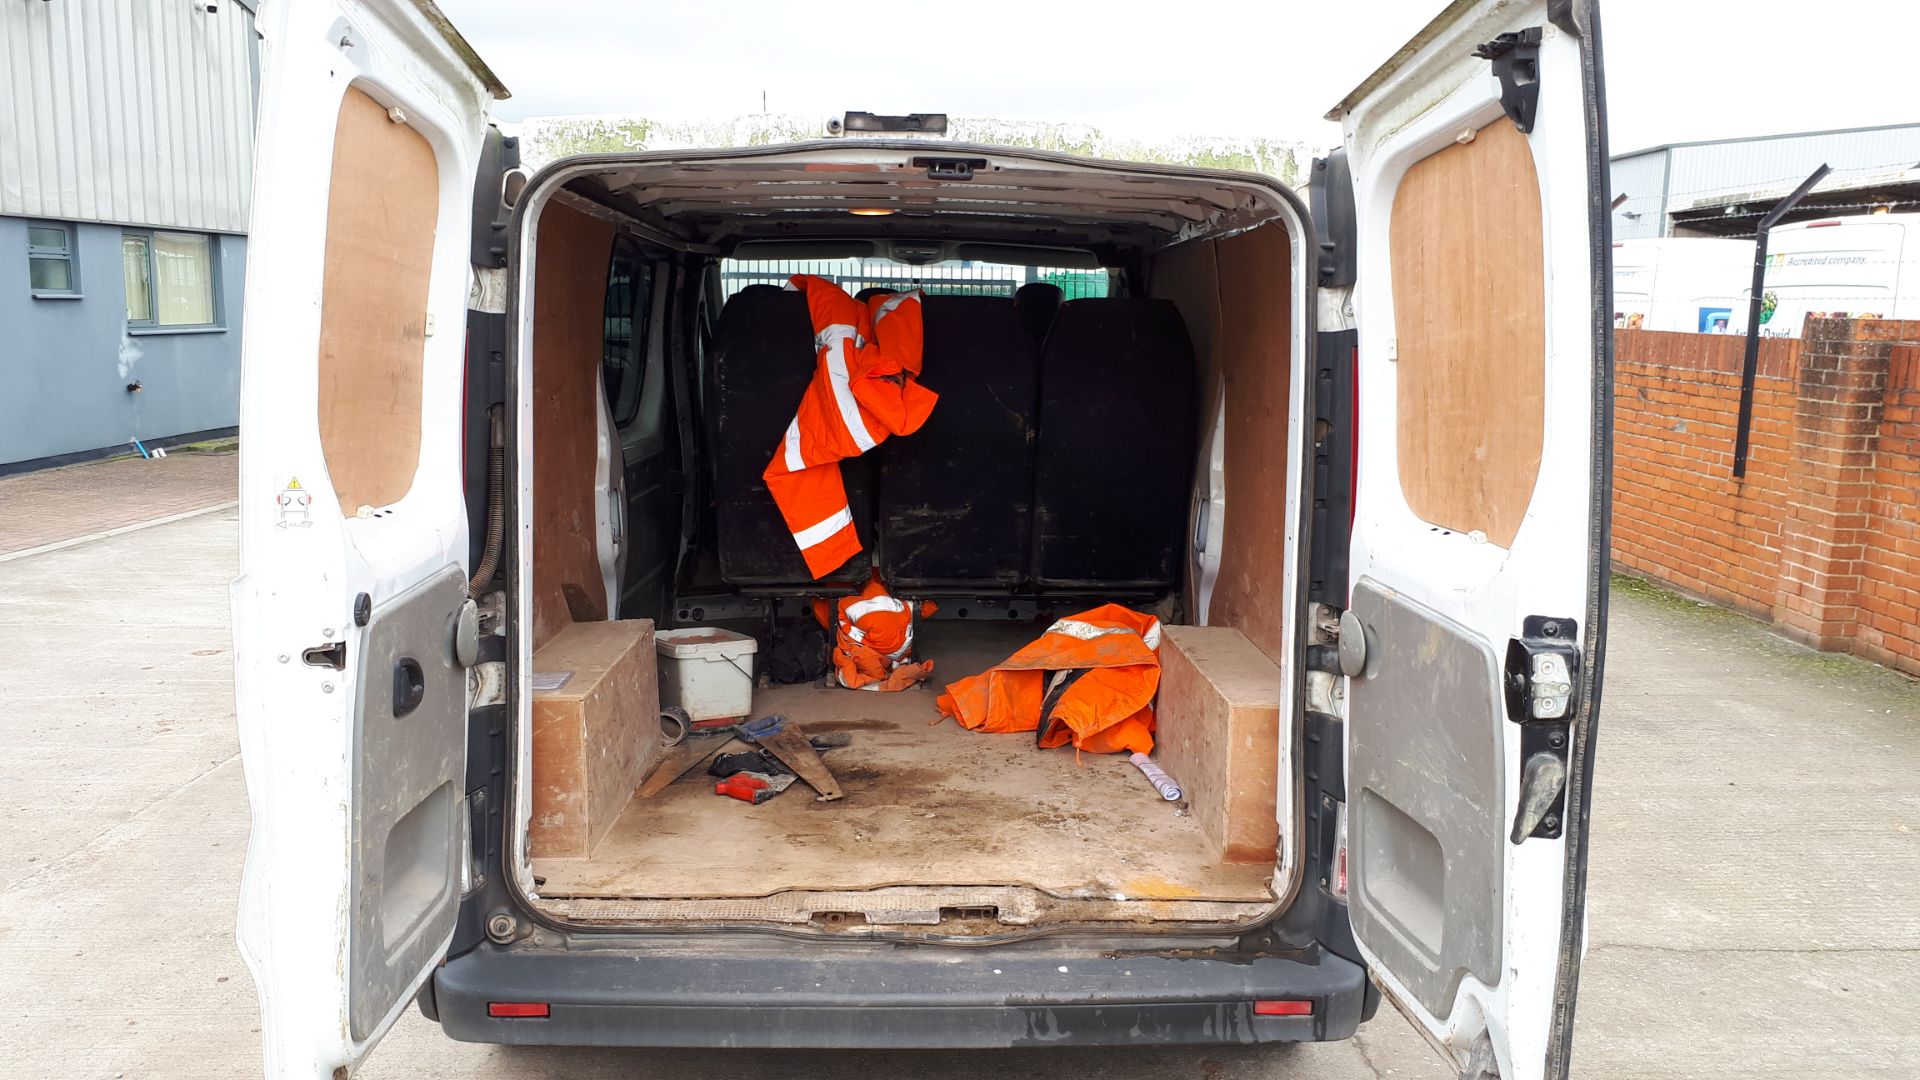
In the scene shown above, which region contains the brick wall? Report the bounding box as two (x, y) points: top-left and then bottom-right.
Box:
(1612, 319), (1920, 676)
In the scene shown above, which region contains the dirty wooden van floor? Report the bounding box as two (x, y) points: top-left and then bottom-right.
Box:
(532, 620), (1275, 919)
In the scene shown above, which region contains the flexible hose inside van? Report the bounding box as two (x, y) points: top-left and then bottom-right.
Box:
(469, 405), (505, 597)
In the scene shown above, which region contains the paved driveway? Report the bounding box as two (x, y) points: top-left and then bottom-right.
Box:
(1, 511), (1914, 1078)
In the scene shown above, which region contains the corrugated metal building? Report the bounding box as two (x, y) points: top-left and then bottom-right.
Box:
(1611, 123), (1920, 240)
(1, 0), (257, 471)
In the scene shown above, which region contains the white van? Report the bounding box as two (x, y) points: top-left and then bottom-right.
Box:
(1611, 237), (1751, 332)
(231, 2), (1612, 1078)
(1736, 212), (1920, 336)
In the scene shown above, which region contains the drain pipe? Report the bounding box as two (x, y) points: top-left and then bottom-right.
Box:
(1731, 162), (1829, 478)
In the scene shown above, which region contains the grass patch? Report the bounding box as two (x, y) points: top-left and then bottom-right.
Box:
(170, 437), (239, 454)
(1609, 573), (1734, 619)
(1612, 572), (1918, 688)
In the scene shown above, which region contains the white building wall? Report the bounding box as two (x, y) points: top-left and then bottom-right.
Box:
(0, 0), (256, 234)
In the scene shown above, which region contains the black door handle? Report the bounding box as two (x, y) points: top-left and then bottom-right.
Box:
(392, 657), (426, 717)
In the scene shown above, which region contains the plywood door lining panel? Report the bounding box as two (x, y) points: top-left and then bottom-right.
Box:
(1388, 120), (1545, 548)
(530, 200), (617, 651)
(316, 86), (438, 515)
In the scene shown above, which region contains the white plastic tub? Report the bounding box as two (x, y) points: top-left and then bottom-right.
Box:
(655, 627), (758, 723)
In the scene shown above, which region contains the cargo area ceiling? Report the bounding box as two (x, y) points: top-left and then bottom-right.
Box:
(550, 141), (1287, 251)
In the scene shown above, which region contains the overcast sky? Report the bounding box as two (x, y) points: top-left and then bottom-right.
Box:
(447, 0), (1918, 157)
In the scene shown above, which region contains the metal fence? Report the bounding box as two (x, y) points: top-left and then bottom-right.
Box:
(721, 259), (1108, 300)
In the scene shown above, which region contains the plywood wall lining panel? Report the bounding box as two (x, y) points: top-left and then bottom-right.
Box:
(1388, 121), (1545, 548)
(1209, 224), (1295, 664)
(531, 200), (616, 651)
(1148, 222), (1294, 665)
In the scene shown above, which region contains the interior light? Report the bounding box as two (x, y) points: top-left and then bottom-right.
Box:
(848, 208), (897, 217)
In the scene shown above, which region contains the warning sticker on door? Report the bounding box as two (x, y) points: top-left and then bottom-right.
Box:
(531, 671), (573, 691)
(275, 478), (313, 529)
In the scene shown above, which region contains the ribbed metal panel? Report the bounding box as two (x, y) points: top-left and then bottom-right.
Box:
(1665, 125), (1920, 211)
(0, 0), (255, 234)
(1607, 150), (1669, 241)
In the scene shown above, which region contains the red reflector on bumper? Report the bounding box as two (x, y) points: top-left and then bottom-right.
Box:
(488, 1001), (550, 1018)
(1253, 999), (1314, 1017)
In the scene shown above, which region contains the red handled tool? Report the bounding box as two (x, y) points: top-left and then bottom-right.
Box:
(715, 773), (773, 804)
(714, 771), (794, 804)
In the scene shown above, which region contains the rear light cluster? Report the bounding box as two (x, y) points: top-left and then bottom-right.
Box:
(1253, 999), (1315, 1017)
(487, 1001), (550, 1018)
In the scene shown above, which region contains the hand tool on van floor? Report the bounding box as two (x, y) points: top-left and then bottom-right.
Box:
(714, 770), (795, 804)
(708, 734), (851, 780)
(734, 714), (845, 801)
(637, 721), (852, 800)
(636, 736), (746, 799)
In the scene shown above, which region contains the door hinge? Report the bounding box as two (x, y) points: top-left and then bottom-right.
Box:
(468, 659), (506, 707)
(1473, 26), (1543, 134)
(1504, 614), (1578, 841)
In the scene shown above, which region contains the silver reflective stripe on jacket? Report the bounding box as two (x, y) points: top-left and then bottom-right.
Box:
(1044, 617), (1162, 651)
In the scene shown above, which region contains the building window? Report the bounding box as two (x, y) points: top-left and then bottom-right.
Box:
(123, 229), (220, 329)
(28, 221), (79, 296)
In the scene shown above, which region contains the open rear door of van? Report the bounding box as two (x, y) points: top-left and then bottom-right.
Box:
(232, 2), (505, 1076)
(1327, 2), (1610, 1079)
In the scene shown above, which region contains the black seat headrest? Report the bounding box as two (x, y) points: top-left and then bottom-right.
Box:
(1013, 281), (1065, 339)
(854, 286), (899, 303)
(731, 283), (786, 303)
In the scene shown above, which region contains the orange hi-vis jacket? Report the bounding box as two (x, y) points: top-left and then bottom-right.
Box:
(935, 604), (1164, 755)
(764, 275), (938, 579)
(812, 573), (938, 692)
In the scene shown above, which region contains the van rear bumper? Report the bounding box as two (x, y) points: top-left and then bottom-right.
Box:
(429, 939), (1367, 1048)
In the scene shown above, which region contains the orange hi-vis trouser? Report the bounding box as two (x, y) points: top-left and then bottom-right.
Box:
(811, 573), (939, 691)
(935, 604), (1163, 755)
(764, 275), (938, 579)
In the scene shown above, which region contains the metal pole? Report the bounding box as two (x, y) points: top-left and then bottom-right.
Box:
(1732, 162), (1829, 478)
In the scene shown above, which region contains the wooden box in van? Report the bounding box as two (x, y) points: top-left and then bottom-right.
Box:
(530, 619), (661, 858)
(1155, 625), (1281, 864)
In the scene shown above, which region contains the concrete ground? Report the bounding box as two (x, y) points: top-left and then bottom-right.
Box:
(1, 510), (1916, 1078)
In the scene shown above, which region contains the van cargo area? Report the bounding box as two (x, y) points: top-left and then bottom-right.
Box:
(502, 145), (1307, 936)
(534, 620), (1276, 925)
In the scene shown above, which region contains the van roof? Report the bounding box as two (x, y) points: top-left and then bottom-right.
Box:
(546, 141), (1291, 252)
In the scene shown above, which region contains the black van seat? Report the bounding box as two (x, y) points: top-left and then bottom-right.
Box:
(878, 296), (1038, 588)
(1013, 281), (1064, 340)
(1030, 298), (1196, 588)
(706, 286), (874, 586)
